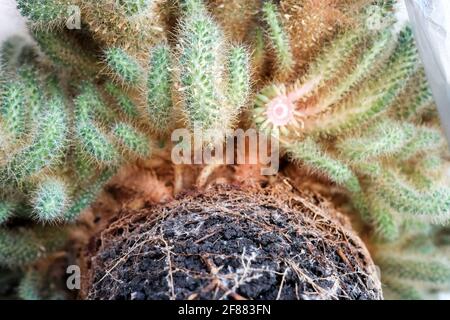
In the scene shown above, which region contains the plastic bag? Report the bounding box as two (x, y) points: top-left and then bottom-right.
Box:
(405, 0), (450, 142)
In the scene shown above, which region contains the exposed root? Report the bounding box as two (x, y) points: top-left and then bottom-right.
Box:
(82, 182), (382, 300)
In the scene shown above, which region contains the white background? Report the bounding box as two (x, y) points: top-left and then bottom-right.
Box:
(0, 0), (28, 45)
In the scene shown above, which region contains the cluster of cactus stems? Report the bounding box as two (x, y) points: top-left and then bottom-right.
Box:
(0, 0), (449, 299)
(251, 1), (450, 298)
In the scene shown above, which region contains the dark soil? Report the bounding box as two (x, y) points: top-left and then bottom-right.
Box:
(84, 183), (382, 300)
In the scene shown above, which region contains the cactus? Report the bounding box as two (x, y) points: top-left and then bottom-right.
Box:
(147, 44), (173, 134)
(18, 67), (44, 124)
(317, 30), (394, 111)
(18, 269), (43, 300)
(286, 138), (361, 193)
(364, 193), (400, 242)
(176, 0), (250, 143)
(76, 120), (119, 166)
(382, 278), (424, 300)
(397, 126), (443, 160)
(74, 85), (119, 165)
(0, 80), (27, 140)
(105, 48), (142, 86)
(250, 27), (266, 80)
(0, 201), (16, 225)
(63, 169), (115, 222)
(16, 0), (71, 26)
(0, 226), (67, 268)
(112, 123), (151, 158)
(378, 253), (450, 286)
(279, 0), (353, 72)
(1, 95), (68, 184)
(32, 30), (98, 77)
(75, 0), (166, 50)
(248, 1), (450, 298)
(0, 0), (448, 300)
(32, 178), (70, 223)
(227, 45), (251, 110)
(392, 68), (434, 121)
(374, 171), (450, 222)
(305, 29), (418, 137)
(250, 22), (444, 239)
(176, 0), (225, 134)
(105, 82), (140, 119)
(262, 1), (293, 78)
(118, 0), (152, 16)
(336, 120), (415, 162)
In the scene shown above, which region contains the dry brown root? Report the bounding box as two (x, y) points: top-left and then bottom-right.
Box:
(81, 181), (382, 300)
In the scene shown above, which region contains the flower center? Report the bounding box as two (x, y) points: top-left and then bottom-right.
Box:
(266, 96), (295, 127)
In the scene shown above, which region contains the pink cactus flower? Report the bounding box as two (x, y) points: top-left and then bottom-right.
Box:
(266, 95), (295, 127)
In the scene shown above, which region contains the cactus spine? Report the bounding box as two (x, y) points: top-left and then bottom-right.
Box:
(262, 1), (293, 78)
(177, 0), (250, 143)
(147, 44), (173, 134)
(32, 178), (70, 223)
